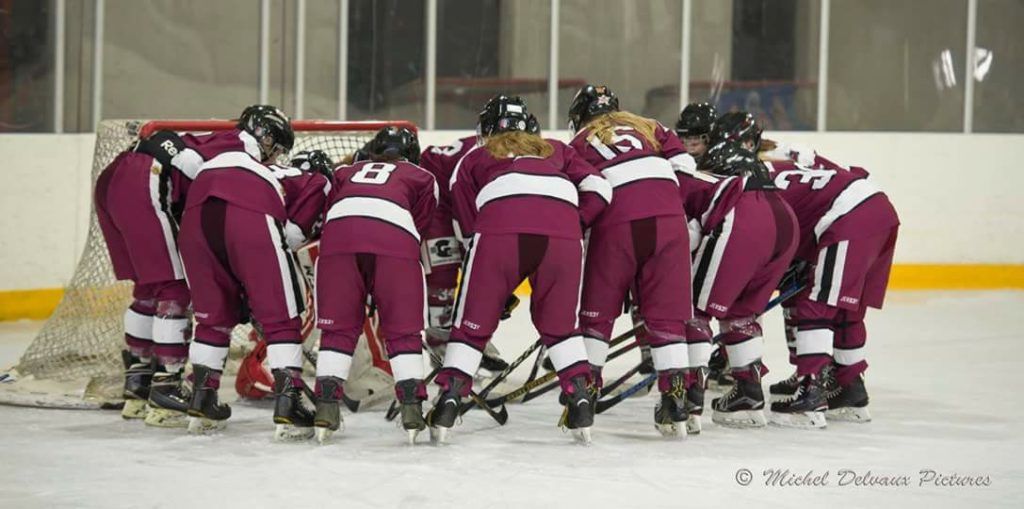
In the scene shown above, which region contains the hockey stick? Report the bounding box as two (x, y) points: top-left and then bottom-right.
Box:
(420, 342), (509, 425)
(594, 282), (809, 415)
(519, 339), (641, 403)
(487, 334), (641, 407)
(519, 345), (546, 400)
(458, 340), (542, 416)
(300, 348), (362, 413)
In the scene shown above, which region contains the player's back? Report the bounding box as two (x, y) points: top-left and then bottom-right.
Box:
(420, 136), (476, 204)
(569, 123), (684, 226)
(321, 160), (437, 260)
(450, 141), (587, 240)
(765, 160), (898, 256)
(184, 130), (288, 221)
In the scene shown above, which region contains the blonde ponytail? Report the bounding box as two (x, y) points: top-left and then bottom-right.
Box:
(483, 131), (555, 159)
(583, 111), (661, 152)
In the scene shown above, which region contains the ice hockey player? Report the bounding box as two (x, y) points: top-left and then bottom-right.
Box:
(419, 131), (511, 378)
(675, 102), (718, 163)
(177, 106), (329, 438)
(566, 84), (694, 437)
(759, 133), (899, 428)
(430, 95), (611, 444)
(676, 138), (798, 430)
(313, 126), (437, 444)
(94, 126), (203, 421)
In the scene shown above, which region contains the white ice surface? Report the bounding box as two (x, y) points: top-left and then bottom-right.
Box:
(1, 291), (1023, 508)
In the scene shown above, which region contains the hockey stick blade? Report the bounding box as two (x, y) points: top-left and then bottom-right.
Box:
(596, 373), (657, 414)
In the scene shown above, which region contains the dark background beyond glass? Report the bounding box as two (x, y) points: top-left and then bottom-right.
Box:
(0, 0), (55, 132)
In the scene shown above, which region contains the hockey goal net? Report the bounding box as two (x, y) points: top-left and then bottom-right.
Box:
(0, 118), (414, 409)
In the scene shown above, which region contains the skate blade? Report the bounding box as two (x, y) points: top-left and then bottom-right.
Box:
(686, 414), (702, 435)
(429, 426), (450, 445)
(274, 423), (314, 442)
(314, 426), (335, 445)
(769, 410), (827, 429)
(121, 399), (149, 420)
(571, 427), (593, 445)
(144, 407), (188, 428)
(655, 421), (687, 439)
(712, 409), (767, 429)
(769, 392), (798, 402)
(187, 415), (226, 435)
(406, 428), (423, 445)
(826, 406), (871, 423)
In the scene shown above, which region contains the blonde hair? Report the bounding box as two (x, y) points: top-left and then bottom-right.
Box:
(583, 111), (661, 152)
(484, 131), (554, 159)
(756, 138), (785, 161)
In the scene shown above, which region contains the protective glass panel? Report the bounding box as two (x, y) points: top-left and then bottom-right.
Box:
(559, 0), (682, 127)
(973, 0), (1024, 133)
(435, 0), (551, 129)
(827, 0), (966, 131)
(101, 0), (261, 120)
(690, 0), (820, 131)
(347, 0), (425, 125)
(0, 0), (56, 132)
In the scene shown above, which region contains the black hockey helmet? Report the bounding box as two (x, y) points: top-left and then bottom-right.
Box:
(567, 84), (620, 133)
(712, 111), (762, 151)
(241, 105), (294, 162)
(477, 95), (532, 138)
(701, 141), (767, 180)
(236, 104), (279, 129)
(365, 125), (421, 164)
(675, 102), (718, 138)
(290, 150), (333, 178)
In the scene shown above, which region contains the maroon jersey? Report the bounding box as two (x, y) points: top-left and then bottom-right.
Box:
(568, 122), (687, 227)
(269, 164), (331, 248)
(449, 140), (611, 240)
(419, 136), (477, 269)
(765, 159), (900, 260)
(184, 130), (289, 222)
(321, 160), (438, 260)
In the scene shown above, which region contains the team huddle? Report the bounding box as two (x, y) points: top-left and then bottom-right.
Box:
(95, 84), (899, 445)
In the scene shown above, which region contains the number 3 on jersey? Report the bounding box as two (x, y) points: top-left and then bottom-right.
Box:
(773, 169), (836, 190)
(351, 162), (396, 185)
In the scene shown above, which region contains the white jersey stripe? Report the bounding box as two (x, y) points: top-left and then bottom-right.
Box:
(577, 174), (613, 203)
(795, 328), (833, 356)
(266, 215), (299, 319)
(601, 156), (679, 189)
(696, 210), (735, 311)
(476, 172), (578, 209)
(148, 167), (184, 279)
(199, 151), (285, 202)
(325, 196), (420, 241)
(827, 241), (849, 306)
(814, 178), (880, 240)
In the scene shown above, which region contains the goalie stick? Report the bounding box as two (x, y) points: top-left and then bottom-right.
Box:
(595, 281), (809, 414)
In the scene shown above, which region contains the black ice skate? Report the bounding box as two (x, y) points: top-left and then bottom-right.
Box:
(426, 378), (466, 444)
(826, 373), (871, 423)
(558, 375), (596, 444)
(769, 370), (800, 398)
(121, 350), (153, 420)
(707, 346), (734, 387)
(272, 369), (316, 442)
(396, 379), (427, 444)
(653, 371), (688, 438)
(770, 374), (828, 429)
(145, 367), (191, 428)
(684, 368), (707, 435)
(711, 363), (766, 428)
(313, 376), (345, 444)
(187, 365), (231, 434)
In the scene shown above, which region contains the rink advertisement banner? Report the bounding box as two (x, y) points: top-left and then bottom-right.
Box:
(1, 264), (1023, 320)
